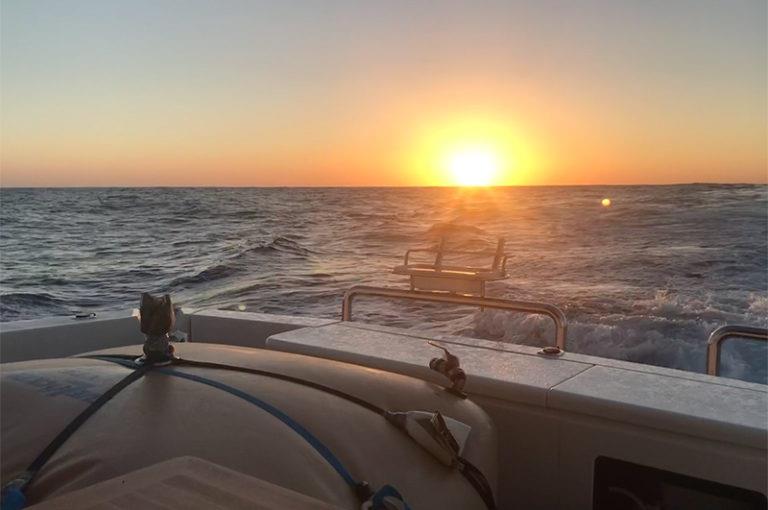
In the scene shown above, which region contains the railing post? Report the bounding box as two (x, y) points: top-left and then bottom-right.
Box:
(342, 288), (355, 322)
(706, 325), (768, 376)
(434, 238), (445, 270)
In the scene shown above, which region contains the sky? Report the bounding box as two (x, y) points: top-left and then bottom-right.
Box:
(1, 0), (766, 187)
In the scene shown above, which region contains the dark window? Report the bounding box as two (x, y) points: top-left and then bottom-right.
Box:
(593, 456), (766, 509)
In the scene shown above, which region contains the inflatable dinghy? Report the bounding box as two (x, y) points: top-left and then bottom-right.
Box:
(1, 343), (497, 509)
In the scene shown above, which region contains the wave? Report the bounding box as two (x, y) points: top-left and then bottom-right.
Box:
(426, 222), (488, 238)
(166, 237), (318, 290)
(0, 292), (66, 307)
(221, 210), (267, 220)
(234, 236), (316, 259)
(270, 236), (315, 255)
(0, 292), (71, 319)
(169, 264), (240, 288)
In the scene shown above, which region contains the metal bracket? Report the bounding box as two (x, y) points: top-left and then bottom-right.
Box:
(428, 341), (467, 398)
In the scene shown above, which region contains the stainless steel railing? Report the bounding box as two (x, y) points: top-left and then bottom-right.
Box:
(341, 285), (568, 350)
(402, 237), (509, 274)
(706, 325), (768, 376)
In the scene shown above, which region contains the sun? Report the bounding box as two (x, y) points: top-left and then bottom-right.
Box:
(445, 146), (501, 186)
(406, 115), (536, 186)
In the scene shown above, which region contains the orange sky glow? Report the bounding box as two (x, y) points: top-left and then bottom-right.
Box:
(1, 1), (766, 187)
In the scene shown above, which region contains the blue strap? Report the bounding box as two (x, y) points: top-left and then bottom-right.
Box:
(158, 367), (359, 488)
(371, 484), (411, 510)
(85, 356), (414, 508)
(0, 487), (26, 510)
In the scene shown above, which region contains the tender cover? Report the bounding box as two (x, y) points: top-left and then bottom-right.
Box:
(1, 343), (497, 509)
(28, 456), (343, 510)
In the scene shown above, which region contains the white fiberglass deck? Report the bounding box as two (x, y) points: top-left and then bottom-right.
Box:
(267, 322), (766, 448)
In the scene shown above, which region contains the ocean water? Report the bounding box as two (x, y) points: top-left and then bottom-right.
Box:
(1, 185), (766, 382)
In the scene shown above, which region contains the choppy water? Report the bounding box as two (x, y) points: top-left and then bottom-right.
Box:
(1, 186), (766, 382)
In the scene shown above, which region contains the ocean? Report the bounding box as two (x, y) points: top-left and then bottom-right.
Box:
(1, 185), (766, 383)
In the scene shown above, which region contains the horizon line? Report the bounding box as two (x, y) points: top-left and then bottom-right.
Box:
(1, 181), (767, 190)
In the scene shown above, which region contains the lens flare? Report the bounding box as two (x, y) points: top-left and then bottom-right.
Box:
(602, 198), (611, 207)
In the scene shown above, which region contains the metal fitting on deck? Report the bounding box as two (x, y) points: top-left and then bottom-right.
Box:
(137, 293), (176, 365)
(428, 341), (467, 398)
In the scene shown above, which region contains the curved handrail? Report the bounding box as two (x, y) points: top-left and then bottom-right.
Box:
(341, 285), (568, 350)
(403, 248), (504, 268)
(403, 237), (508, 272)
(706, 325), (768, 376)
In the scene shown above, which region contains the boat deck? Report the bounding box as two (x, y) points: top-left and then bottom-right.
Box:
(2, 308), (766, 509)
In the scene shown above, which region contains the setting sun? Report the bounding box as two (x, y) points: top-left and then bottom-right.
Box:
(404, 115), (540, 187)
(446, 147), (500, 186)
